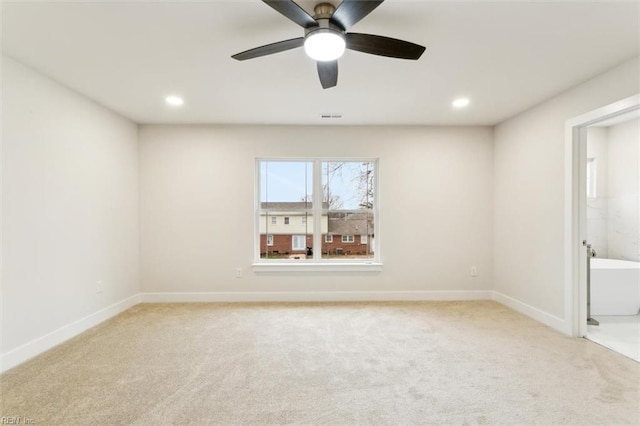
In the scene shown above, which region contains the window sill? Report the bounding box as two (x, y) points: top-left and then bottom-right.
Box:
(252, 262), (383, 273)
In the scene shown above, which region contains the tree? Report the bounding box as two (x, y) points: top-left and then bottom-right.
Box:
(301, 184), (343, 209)
(356, 163), (374, 209)
(302, 161), (374, 210)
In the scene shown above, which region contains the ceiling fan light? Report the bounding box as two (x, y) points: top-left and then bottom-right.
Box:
(304, 30), (346, 62)
(165, 95), (184, 106)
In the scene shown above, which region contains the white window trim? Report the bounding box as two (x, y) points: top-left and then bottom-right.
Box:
(325, 234), (333, 243)
(267, 234), (274, 246)
(252, 262), (383, 272)
(341, 235), (354, 243)
(360, 235), (368, 244)
(254, 158), (382, 271)
(271, 216), (277, 225)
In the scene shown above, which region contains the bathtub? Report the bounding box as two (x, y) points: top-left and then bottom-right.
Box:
(591, 258), (640, 316)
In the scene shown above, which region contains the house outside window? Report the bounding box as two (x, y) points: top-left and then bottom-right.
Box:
(360, 235), (368, 244)
(257, 159), (378, 265)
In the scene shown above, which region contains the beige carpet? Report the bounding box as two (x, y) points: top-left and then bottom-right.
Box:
(1, 301), (638, 425)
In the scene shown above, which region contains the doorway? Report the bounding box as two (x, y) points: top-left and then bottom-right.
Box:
(565, 94), (640, 361)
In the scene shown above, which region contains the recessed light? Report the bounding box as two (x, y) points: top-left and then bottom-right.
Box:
(452, 98), (470, 108)
(165, 95), (184, 107)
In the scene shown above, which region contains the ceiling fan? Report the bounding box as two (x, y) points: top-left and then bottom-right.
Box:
(231, 0), (426, 89)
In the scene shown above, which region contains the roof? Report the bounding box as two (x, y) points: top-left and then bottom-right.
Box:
(328, 213), (374, 235)
(261, 202), (328, 211)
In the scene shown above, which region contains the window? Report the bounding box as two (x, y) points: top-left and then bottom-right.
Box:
(360, 235), (368, 244)
(257, 159), (378, 266)
(271, 216), (277, 225)
(267, 234), (274, 246)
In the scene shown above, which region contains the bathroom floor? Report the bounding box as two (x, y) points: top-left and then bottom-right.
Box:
(587, 314), (640, 362)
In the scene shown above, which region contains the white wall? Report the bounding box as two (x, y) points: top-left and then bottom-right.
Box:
(607, 118), (640, 261)
(493, 56), (640, 320)
(1, 56), (140, 368)
(139, 125), (493, 296)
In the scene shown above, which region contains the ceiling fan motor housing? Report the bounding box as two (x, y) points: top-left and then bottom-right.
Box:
(304, 19), (345, 39)
(313, 2), (338, 20)
(305, 2), (345, 38)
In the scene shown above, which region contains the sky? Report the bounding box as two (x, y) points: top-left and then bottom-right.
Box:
(260, 161), (374, 210)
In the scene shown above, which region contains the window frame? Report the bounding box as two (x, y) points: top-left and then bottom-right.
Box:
(325, 234), (333, 243)
(254, 158), (382, 271)
(266, 234), (274, 246)
(341, 235), (355, 243)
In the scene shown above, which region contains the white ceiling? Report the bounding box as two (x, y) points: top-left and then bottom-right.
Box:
(2, 0), (639, 126)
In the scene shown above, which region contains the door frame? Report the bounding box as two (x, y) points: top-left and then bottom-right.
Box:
(564, 94), (640, 337)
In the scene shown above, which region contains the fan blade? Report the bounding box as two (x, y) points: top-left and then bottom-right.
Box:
(346, 33), (425, 60)
(317, 60), (338, 89)
(232, 37), (305, 61)
(263, 0), (317, 28)
(331, 0), (384, 30)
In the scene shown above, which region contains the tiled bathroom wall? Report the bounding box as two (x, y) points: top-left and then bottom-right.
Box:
(587, 197), (609, 258)
(587, 118), (639, 262)
(608, 194), (639, 261)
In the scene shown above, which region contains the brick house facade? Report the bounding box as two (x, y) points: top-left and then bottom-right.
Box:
(259, 203), (373, 257)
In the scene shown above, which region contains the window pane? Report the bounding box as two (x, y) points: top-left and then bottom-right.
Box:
(322, 161), (374, 210)
(322, 211), (374, 259)
(260, 161), (313, 260)
(320, 162), (375, 259)
(261, 161), (313, 206)
(260, 212), (314, 260)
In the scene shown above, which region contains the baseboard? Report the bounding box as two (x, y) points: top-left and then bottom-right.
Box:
(141, 290), (494, 303)
(491, 291), (568, 334)
(0, 293), (141, 374)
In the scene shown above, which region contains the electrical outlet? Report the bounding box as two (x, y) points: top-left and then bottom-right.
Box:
(97, 280), (104, 293)
(235, 268), (243, 278)
(470, 267), (478, 277)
